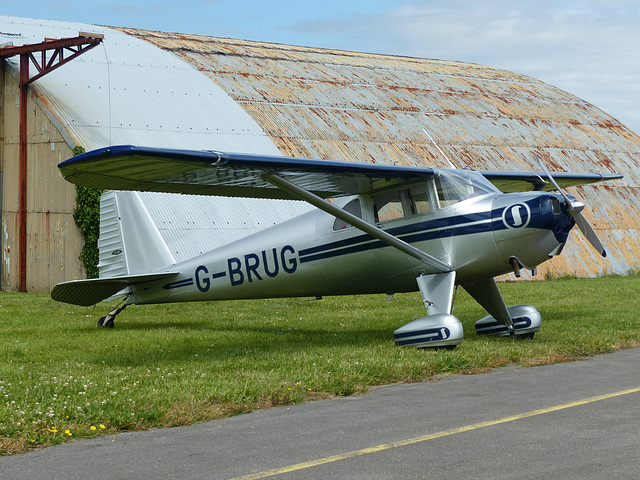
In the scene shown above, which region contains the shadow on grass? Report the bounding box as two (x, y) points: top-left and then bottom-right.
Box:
(61, 292), (506, 368)
(90, 321), (396, 366)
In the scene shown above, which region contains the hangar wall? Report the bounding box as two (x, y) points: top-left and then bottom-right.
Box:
(0, 16), (312, 293)
(0, 63), (85, 292)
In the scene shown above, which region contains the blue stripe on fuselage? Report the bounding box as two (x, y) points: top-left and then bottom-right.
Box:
(299, 199), (543, 264)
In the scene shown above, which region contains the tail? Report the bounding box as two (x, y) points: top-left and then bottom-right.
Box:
(52, 191), (178, 306)
(98, 191), (176, 277)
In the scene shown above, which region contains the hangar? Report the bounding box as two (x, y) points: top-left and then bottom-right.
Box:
(1, 15), (638, 293)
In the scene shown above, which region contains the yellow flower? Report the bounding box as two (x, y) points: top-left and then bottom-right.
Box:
(48, 427), (58, 433)
(64, 429), (72, 436)
(90, 426), (96, 431)
(99, 424), (106, 430)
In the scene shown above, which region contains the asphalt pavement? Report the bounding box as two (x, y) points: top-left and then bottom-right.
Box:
(2, 348), (640, 479)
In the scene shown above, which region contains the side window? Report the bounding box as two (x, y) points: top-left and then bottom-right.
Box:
(409, 185), (431, 215)
(333, 198), (362, 230)
(374, 190), (406, 223)
(374, 185), (434, 223)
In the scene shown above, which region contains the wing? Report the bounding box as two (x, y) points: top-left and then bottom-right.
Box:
(58, 145), (435, 199)
(60, 146), (622, 198)
(59, 145), (451, 272)
(480, 171), (623, 193)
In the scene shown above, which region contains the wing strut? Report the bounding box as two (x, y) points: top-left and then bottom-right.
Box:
(263, 174), (451, 272)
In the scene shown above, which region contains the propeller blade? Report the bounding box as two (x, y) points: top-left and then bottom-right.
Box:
(574, 211), (606, 257)
(535, 154), (606, 257)
(535, 155), (572, 204)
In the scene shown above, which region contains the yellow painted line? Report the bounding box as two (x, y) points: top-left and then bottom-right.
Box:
(230, 386), (640, 480)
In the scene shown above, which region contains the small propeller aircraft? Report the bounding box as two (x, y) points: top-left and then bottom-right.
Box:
(51, 145), (622, 348)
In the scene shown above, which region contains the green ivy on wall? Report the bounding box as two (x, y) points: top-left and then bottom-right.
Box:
(71, 146), (103, 279)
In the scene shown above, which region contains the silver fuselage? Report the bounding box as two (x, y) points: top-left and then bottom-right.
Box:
(129, 176), (572, 305)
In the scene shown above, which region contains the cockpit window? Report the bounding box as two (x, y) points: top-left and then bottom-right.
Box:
(409, 185), (431, 215)
(374, 190), (406, 223)
(333, 198), (363, 230)
(435, 170), (495, 208)
(373, 184), (432, 223)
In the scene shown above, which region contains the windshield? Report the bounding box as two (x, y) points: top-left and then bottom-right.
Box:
(435, 170), (497, 208)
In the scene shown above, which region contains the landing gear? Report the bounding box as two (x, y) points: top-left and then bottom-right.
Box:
(97, 302), (128, 328)
(475, 305), (541, 338)
(394, 314), (464, 349)
(395, 272), (463, 349)
(98, 316), (115, 328)
(395, 273), (541, 348)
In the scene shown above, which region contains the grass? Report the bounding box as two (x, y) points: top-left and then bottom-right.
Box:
(2, 274), (640, 455)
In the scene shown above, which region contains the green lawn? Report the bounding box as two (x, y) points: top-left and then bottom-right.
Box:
(2, 275), (639, 455)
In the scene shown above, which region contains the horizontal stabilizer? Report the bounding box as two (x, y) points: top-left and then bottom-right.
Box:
(51, 272), (178, 306)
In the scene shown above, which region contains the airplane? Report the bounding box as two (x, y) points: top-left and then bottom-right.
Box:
(51, 145), (622, 348)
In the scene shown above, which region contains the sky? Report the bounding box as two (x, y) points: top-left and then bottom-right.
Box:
(3, 0), (640, 134)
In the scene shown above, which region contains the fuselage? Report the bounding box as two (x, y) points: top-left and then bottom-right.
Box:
(128, 169), (575, 306)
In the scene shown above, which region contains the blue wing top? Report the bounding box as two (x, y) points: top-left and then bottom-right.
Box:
(58, 145), (436, 199)
(58, 145), (622, 198)
(479, 171), (622, 193)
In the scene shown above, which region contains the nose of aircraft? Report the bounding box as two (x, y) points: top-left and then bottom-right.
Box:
(492, 192), (575, 269)
(541, 193), (576, 245)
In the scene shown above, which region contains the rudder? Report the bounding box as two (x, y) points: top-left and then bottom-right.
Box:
(98, 191), (176, 277)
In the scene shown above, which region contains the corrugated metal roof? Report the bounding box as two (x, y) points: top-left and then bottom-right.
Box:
(116, 30), (640, 168)
(132, 192), (311, 264)
(97, 190), (310, 274)
(114, 27), (640, 278)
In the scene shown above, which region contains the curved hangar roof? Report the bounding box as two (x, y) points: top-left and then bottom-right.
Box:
(1, 16), (638, 277)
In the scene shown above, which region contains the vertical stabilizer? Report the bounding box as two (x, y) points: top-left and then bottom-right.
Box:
(98, 191), (176, 278)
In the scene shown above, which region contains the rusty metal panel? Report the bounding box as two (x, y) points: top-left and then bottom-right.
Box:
(29, 142), (76, 214)
(28, 212), (84, 292)
(1, 143), (20, 212)
(1, 212), (17, 291)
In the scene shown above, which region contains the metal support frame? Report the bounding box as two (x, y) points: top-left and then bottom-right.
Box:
(416, 271), (457, 315)
(1, 33), (103, 291)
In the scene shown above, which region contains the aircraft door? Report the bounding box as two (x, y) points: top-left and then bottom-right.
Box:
(373, 185), (447, 292)
(316, 196), (385, 294)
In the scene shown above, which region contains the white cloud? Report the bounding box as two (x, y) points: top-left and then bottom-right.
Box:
(281, 0), (640, 133)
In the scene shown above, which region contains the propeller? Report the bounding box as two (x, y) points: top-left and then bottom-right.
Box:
(535, 155), (606, 257)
